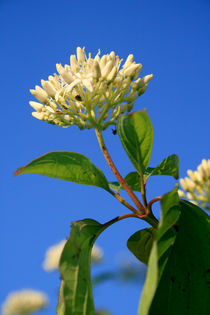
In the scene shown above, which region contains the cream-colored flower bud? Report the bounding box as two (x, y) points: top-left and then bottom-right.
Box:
(70, 54), (78, 72)
(194, 171), (203, 182)
(123, 54), (134, 69)
(180, 178), (188, 191)
(143, 74), (153, 83)
(101, 60), (114, 78)
(41, 80), (57, 98)
(77, 47), (85, 64)
(99, 55), (108, 70)
(187, 169), (196, 181)
(185, 177), (196, 190)
(107, 66), (117, 81)
(29, 101), (44, 112)
(32, 112), (46, 120)
(109, 51), (115, 61)
(30, 86), (48, 104)
(133, 64), (142, 79)
(92, 60), (101, 79)
(123, 63), (141, 77)
(56, 64), (74, 84)
(94, 54), (100, 63)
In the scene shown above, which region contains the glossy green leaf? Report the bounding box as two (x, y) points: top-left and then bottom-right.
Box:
(127, 227), (155, 265)
(117, 110), (153, 175)
(144, 154), (179, 180)
(139, 190), (210, 315)
(58, 219), (104, 315)
(14, 151), (110, 191)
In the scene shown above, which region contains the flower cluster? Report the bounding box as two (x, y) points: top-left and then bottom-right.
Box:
(1, 290), (48, 315)
(178, 159), (210, 210)
(30, 47), (153, 130)
(43, 240), (103, 271)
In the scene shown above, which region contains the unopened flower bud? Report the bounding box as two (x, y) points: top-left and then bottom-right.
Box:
(41, 80), (56, 98)
(123, 63), (141, 77)
(101, 60), (114, 78)
(92, 60), (101, 79)
(56, 64), (74, 84)
(77, 47), (85, 64)
(70, 54), (78, 72)
(30, 86), (48, 104)
(107, 66), (117, 81)
(29, 101), (44, 112)
(123, 54), (134, 69)
(32, 112), (46, 120)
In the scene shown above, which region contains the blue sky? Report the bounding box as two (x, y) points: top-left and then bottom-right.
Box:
(1, 0), (209, 314)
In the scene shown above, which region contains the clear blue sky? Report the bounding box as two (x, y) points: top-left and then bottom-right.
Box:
(1, 0), (209, 314)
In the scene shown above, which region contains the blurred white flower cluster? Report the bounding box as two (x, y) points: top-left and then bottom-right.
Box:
(43, 240), (103, 271)
(179, 159), (210, 210)
(30, 47), (153, 130)
(1, 290), (48, 315)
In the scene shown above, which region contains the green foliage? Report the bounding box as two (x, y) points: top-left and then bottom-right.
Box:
(117, 110), (153, 176)
(14, 151), (110, 191)
(144, 154), (179, 180)
(139, 190), (210, 315)
(58, 219), (103, 315)
(109, 154), (179, 192)
(127, 227), (155, 265)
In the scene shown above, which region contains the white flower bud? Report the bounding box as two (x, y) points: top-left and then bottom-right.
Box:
(133, 64), (142, 79)
(99, 55), (108, 70)
(77, 47), (85, 64)
(107, 66), (117, 81)
(123, 54), (134, 69)
(41, 80), (57, 98)
(32, 112), (46, 120)
(29, 101), (44, 112)
(70, 54), (78, 72)
(30, 86), (48, 104)
(92, 60), (101, 79)
(123, 63), (141, 77)
(101, 60), (114, 79)
(109, 51), (115, 61)
(56, 64), (74, 84)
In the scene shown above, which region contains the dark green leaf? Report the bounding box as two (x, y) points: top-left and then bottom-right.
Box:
(14, 151), (110, 191)
(58, 218), (120, 315)
(58, 219), (103, 315)
(127, 227), (155, 265)
(144, 154), (179, 180)
(117, 110), (153, 175)
(139, 190), (210, 315)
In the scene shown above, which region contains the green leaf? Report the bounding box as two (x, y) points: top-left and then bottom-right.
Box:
(58, 219), (104, 315)
(127, 227), (155, 265)
(109, 172), (141, 192)
(139, 190), (210, 315)
(144, 154), (179, 180)
(117, 110), (153, 175)
(14, 151), (110, 191)
(109, 154), (179, 192)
